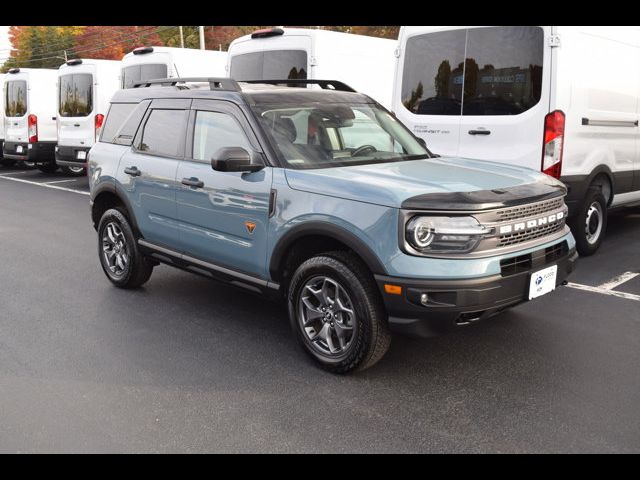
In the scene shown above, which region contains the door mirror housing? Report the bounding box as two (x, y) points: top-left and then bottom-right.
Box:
(211, 147), (264, 173)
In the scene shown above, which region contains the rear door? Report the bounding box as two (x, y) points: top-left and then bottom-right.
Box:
(58, 71), (96, 148)
(4, 78), (29, 143)
(116, 99), (190, 247)
(395, 28), (467, 156)
(457, 26), (551, 168)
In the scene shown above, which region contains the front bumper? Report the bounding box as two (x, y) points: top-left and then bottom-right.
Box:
(375, 241), (578, 338)
(2, 141), (56, 163)
(55, 145), (89, 168)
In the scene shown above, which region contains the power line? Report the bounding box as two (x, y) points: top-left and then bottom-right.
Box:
(0, 26), (125, 55)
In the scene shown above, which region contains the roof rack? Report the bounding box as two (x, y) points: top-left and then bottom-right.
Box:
(133, 77), (241, 92)
(242, 79), (356, 93)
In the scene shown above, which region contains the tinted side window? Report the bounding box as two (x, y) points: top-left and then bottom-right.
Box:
(122, 64), (168, 88)
(230, 50), (307, 81)
(193, 111), (251, 161)
(5, 80), (27, 117)
(113, 100), (151, 146)
(59, 74), (93, 117)
(100, 103), (137, 144)
(402, 30), (466, 116)
(139, 109), (188, 157)
(462, 27), (544, 116)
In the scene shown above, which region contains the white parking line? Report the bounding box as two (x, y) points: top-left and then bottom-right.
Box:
(566, 282), (640, 302)
(0, 171), (29, 176)
(598, 272), (640, 291)
(45, 179), (79, 184)
(0, 174), (89, 196)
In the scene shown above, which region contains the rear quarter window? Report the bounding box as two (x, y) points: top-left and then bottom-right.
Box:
(100, 100), (150, 145)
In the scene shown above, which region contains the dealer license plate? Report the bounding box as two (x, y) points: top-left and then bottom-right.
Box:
(76, 151), (87, 160)
(16, 145), (23, 153)
(528, 265), (558, 300)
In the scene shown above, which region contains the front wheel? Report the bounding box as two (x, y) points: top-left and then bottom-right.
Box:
(98, 208), (154, 288)
(61, 165), (86, 176)
(569, 188), (608, 256)
(287, 251), (391, 373)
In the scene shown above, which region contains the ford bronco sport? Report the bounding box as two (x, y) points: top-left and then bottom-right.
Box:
(88, 77), (577, 373)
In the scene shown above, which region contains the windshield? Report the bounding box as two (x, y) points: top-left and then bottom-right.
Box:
(253, 103), (430, 169)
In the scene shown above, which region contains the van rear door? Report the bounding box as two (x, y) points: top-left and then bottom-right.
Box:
(58, 72), (96, 149)
(395, 28), (467, 156)
(4, 78), (28, 143)
(456, 26), (551, 169)
(229, 33), (311, 81)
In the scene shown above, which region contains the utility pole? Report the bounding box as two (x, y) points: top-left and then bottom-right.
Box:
(179, 26), (185, 48)
(199, 26), (205, 50)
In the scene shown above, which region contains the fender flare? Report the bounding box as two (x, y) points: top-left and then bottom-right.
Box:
(91, 182), (141, 235)
(269, 221), (387, 280)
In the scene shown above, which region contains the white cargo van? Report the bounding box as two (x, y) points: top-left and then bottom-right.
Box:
(0, 73), (5, 165)
(393, 26), (640, 255)
(120, 46), (228, 89)
(227, 27), (396, 109)
(2, 68), (58, 172)
(56, 58), (120, 175)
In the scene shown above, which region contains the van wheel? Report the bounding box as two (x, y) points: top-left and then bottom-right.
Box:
(569, 188), (608, 256)
(287, 251), (391, 373)
(98, 208), (154, 289)
(61, 165), (86, 176)
(37, 162), (58, 174)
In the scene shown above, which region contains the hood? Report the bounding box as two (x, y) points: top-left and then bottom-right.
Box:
(284, 157), (565, 209)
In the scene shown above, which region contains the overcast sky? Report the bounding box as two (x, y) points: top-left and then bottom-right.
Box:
(1, 26), (10, 66)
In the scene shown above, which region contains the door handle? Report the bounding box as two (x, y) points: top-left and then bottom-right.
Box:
(74, 124), (81, 127)
(124, 166), (141, 177)
(181, 177), (204, 188)
(468, 129), (491, 136)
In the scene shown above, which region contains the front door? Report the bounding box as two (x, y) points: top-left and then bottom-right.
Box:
(176, 99), (272, 278)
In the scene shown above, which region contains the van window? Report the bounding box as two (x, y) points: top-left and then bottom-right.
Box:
(230, 50), (307, 81)
(5, 80), (27, 117)
(401, 27), (544, 116)
(100, 103), (137, 144)
(122, 64), (168, 89)
(138, 109), (188, 157)
(462, 27), (544, 115)
(59, 74), (93, 117)
(193, 111), (251, 161)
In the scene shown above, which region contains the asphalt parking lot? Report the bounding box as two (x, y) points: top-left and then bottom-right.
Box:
(0, 165), (639, 453)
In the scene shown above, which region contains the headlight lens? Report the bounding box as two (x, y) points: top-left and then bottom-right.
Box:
(405, 216), (491, 254)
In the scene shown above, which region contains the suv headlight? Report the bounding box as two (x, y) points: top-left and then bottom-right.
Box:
(405, 216), (492, 254)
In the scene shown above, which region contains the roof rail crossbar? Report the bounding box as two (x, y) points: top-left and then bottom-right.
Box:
(242, 79), (356, 92)
(133, 77), (241, 92)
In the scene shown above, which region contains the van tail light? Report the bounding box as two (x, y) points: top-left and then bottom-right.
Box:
(95, 113), (104, 140)
(28, 114), (38, 143)
(541, 110), (565, 179)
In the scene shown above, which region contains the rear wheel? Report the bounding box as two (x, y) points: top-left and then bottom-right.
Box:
(37, 162), (58, 174)
(98, 208), (154, 289)
(61, 165), (86, 176)
(569, 188), (608, 256)
(287, 251), (391, 373)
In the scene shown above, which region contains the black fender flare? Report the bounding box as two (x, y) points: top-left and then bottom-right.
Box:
(562, 165), (615, 212)
(91, 182), (141, 235)
(269, 221), (387, 280)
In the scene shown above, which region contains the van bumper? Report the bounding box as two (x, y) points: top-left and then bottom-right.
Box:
(55, 145), (89, 168)
(375, 243), (578, 338)
(2, 141), (56, 163)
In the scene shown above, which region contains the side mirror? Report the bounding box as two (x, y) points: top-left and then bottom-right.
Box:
(211, 147), (264, 173)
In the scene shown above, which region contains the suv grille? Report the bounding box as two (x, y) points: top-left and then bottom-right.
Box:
(498, 221), (565, 247)
(496, 197), (564, 222)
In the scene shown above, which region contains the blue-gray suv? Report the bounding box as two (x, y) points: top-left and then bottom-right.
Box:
(88, 78), (577, 373)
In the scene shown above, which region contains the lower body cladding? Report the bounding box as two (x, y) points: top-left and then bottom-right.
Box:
(55, 145), (89, 168)
(376, 240), (578, 338)
(2, 141), (56, 164)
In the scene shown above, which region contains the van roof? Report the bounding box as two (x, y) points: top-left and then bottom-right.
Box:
(110, 79), (375, 106)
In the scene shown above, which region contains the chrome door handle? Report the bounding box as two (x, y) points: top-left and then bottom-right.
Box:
(181, 177), (204, 188)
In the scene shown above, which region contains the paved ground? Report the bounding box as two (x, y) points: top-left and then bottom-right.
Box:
(0, 165), (639, 453)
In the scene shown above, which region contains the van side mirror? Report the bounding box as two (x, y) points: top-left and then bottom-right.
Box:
(211, 147), (264, 173)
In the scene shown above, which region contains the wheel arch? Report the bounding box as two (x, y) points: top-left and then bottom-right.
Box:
(91, 183), (140, 234)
